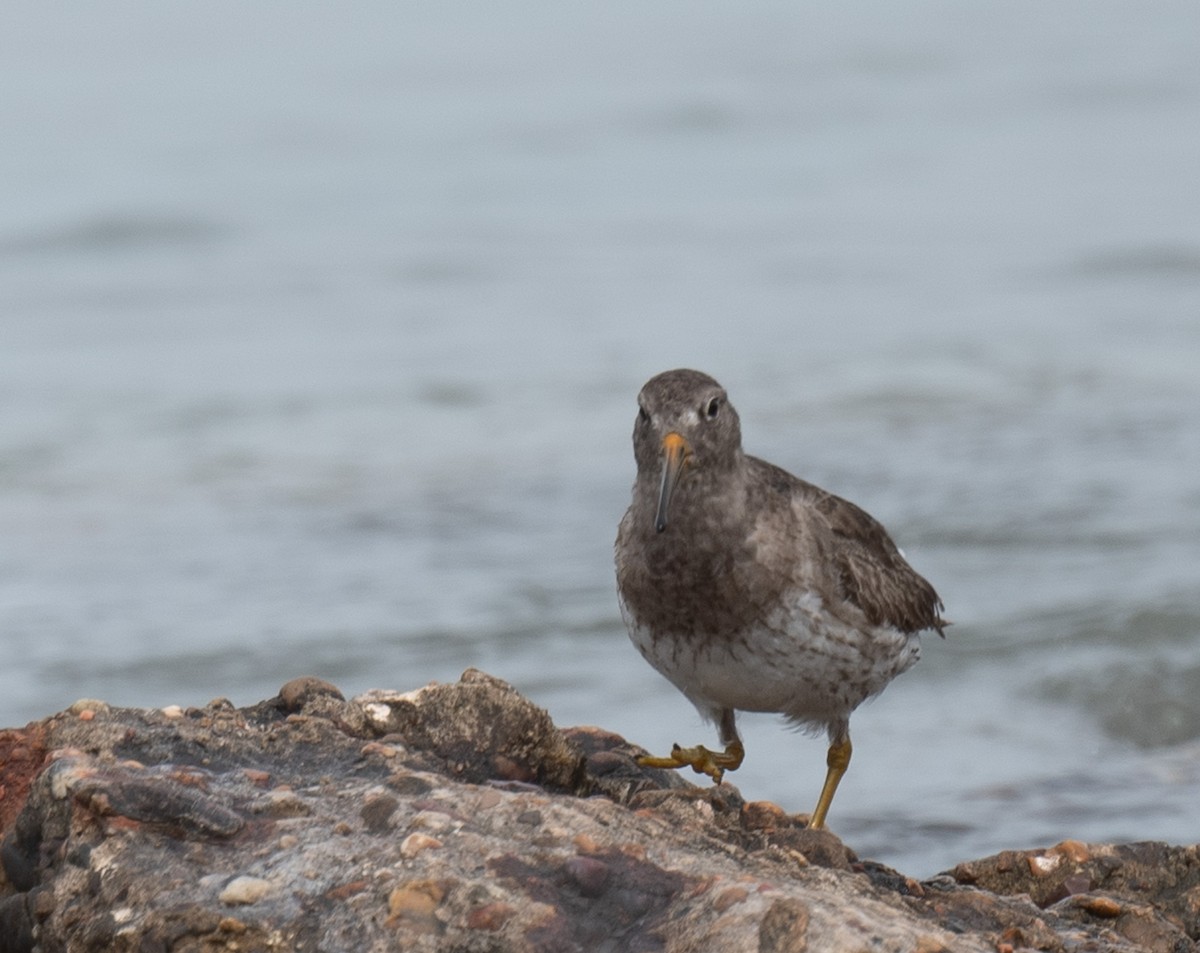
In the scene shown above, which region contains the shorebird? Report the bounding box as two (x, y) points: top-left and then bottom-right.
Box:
(615, 369), (945, 829)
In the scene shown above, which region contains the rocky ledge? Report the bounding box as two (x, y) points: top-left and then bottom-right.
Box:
(1, 669), (1198, 953)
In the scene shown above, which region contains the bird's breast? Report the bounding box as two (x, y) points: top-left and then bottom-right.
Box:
(621, 589), (922, 725)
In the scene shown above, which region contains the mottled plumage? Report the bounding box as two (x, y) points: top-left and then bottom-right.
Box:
(615, 368), (946, 829)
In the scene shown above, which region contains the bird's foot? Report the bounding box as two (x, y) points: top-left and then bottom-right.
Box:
(637, 741), (744, 784)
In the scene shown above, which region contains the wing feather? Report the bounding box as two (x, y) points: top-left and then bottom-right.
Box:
(806, 483), (946, 635)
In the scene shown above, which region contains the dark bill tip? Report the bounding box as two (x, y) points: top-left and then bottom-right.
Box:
(655, 431), (690, 533)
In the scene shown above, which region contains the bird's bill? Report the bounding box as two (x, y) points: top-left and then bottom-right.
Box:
(655, 431), (691, 533)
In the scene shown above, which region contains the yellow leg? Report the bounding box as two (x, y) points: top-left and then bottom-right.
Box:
(808, 737), (852, 830)
(638, 740), (745, 784)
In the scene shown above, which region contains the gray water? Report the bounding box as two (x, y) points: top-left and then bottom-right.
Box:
(3, 1), (1199, 876)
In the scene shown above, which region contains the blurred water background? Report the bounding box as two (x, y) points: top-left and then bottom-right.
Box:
(3, 1), (1199, 876)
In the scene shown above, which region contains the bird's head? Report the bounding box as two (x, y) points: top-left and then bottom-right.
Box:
(631, 368), (743, 533)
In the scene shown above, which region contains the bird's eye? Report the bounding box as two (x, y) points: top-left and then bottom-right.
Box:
(704, 397), (721, 420)
(638, 406), (650, 424)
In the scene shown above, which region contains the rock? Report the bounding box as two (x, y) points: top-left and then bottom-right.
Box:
(364, 668), (589, 791)
(948, 840), (1200, 952)
(0, 669), (1196, 952)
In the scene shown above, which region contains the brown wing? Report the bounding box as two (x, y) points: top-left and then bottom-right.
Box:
(807, 484), (946, 635)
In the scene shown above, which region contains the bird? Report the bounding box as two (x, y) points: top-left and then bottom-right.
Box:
(615, 368), (946, 829)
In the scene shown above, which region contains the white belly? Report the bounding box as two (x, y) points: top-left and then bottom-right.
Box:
(621, 590), (921, 732)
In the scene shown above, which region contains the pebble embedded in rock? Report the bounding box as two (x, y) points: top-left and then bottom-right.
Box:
(410, 809), (453, 832)
(1077, 895), (1123, 918)
(759, 898), (810, 953)
(219, 876), (272, 906)
(259, 788), (311, 818)
(325, 879), (369, 901)
(572, 833), (600, 853)
(279, 676), (345, 712)
(401, 832), (443, 857)
(741, 801), (788, 831)
(386, 881), (446, 934)
(361, 793), (399, 833)
(1052, 839), (1091, 864)
(361, 741), (402, 759)
(582, 751), (627, 775)
(1028, 854), (1059, 876)
(388, 884), (439, 917)
(564, 855), (610, 897)
(713, 886), (749, 912)
(467, 902), (515, 931)
(68, 699), (109, 716)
